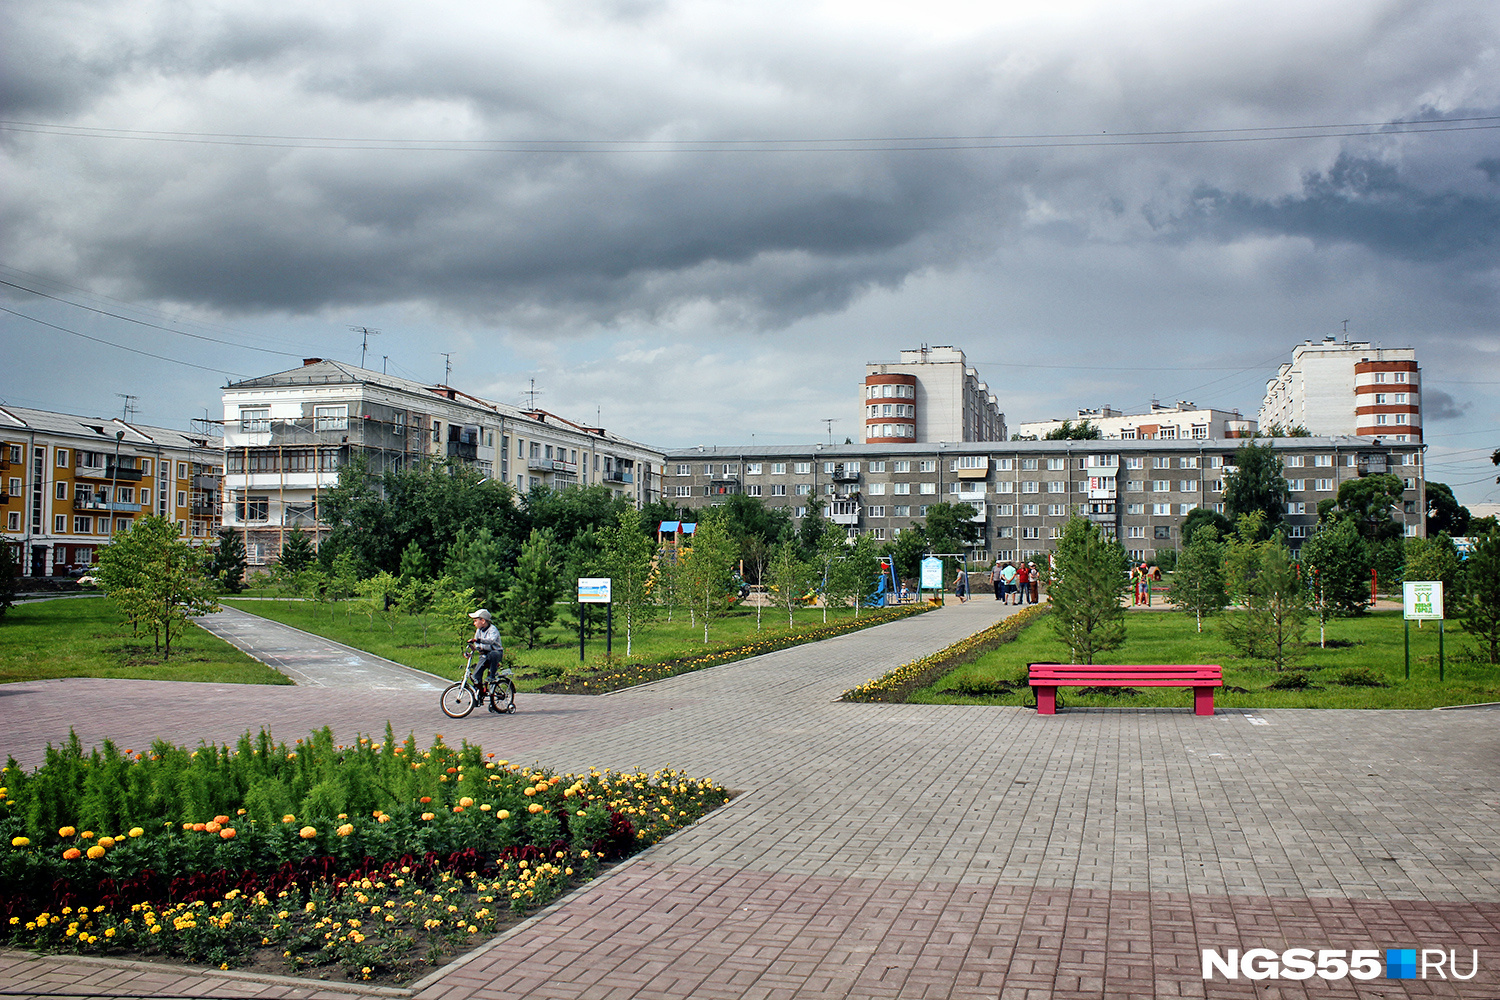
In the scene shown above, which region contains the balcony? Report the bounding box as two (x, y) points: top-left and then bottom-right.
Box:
(831, 465), (861, 484)
(603, 469), (634, 484)
(828, 501), (860, 526)
(191, 500), (219, 517)
(75, 465), (143, 483)
(74, 496), (139, 513)
(192, 474), (221, 490)
(446, 440), (478, 461)
(527, 459), (579, 475)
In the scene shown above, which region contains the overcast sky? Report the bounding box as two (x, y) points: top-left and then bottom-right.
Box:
(2, 0), (1497, 506)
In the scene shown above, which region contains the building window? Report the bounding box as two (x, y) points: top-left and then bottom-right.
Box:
(891, 483), (910, 495)
(1314, 455), (1332, 467)
(55, 482), (67, 500)
(770, 485), (787, 496)
(239, 408), (270, 433)
(54, 514), (67, 533)
(1049, 504), (1066, 516)
(919, 482), (936, 494)
(893, 505), (910, 517)
(236, 495), (270, 521)
(1191, 425), (1208, 439)
(1289, 525), (1307, 538)
(795, 507), (807, 518)
(1151, 480), (1169, 492)
(1152, 457), (1170, 469)
(1154, 526), (1171, 540)
(1284, 455), (1304, 468)
(995, 504), (1014, 516)
(868, 505), (886, 517)
(6, 512), (18, 531)
(1286, 502), (1306, 515)
(918, 460), (935, 473)
(1021, 481), (1039, 493)
(1287, 479), (1305, 492)
(745, 485), (762, 497)
(1126, 503), (1143, 515)
(796, 484), (812, 495)
(1179, 480), (1198, 492)
(746, 463), (762, 475)
(794, 462), (811, 475)
(872, 528), (886, 540)
(772, 463), (786, 475)
(73, 516), (92, 533)
(56, 448), (70, 468)
(1047, 481), (1065, 493)
(1152, 503), (1170, 515)
(675, 486), (691, 497)
(1021, 504), (1039, 516)
(868, 461), (886, 473)
(1020, 458), (1038, 471)
(1126, 480), (1143, 492)
(675, 464), (690, 476)
(1178, 504), (1194, 516)
(1021, 526), (1039, 539)
(1127, 526), (1145, 539)
(1125, 457), (1143, 469)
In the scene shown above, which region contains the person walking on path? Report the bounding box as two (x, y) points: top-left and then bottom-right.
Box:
(953, 568), (969, 603)
(990, 561), (1004, 601)
(1000, 561), (1018, 604)
(1016, 561), (1030, 605)
(1028, 562), (1040, 604)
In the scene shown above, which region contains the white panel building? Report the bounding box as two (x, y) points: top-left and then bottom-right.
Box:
(1014, 401), (1256, 441)
(861, 346), (1005, 444)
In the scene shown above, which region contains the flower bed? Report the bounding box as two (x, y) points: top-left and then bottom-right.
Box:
(841, 605), (1050, 702)
(1, 727), (730, 982)
(541, 603), (930, 693)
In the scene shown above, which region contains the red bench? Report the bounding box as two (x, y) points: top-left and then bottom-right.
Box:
(1028, 663), (1223, 716)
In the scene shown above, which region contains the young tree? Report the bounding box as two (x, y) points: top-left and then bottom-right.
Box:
(397, 538), (430, 582)
(277, 529), (316, 574)
(921, 501), (982, 571)
(501, 528), (563, 649)
(679, 518), (738, 643)
(600, 509), (657, 656)
(1169, 525), (1227, 632)
(1403, 533), (1462, 603)
(1300, 518), (1371, 629)
(742, 536), (771, 630)
(208, 528), (247, 593)
(765, 539), (811, 628)
(1456, 531), (1500, 664)
(811, 527), (848, 623)
(797, 497), (828, 558)
(1222, 442), (1289, 538)
(94, 516), (220, 660)
(1256, 536), (1307, 671)
(652, 539), (684, 624)
(842, 533), (881, 619)
(1046, 517), (1129, 664)
(1180, 508), (1234, 548)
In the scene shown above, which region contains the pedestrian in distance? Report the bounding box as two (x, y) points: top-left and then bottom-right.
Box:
(1016, 561), (1030, 605)
(1000, 561), (1018, 604)
(1028, 562), (1040, 604)
(990, 561), (1004, 601)
(954, 568), (969, 603)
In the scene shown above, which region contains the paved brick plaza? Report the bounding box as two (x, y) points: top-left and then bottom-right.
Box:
(2, 601), (1498, 998)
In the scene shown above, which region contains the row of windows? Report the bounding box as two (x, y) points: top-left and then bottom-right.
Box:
(867, 403), (915, 418)
(675, 452), (1419, 477)
(865, 383), (916, 399)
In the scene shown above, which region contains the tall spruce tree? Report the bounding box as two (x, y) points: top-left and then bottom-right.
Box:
(278, 529), (315, 574)
(1456, 531), (1500, 664)
(209, 528), (247, 593)
(1169, 525), (1228, 632)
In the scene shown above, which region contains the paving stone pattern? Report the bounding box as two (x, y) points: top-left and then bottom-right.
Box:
(2, 599), (1499, 998)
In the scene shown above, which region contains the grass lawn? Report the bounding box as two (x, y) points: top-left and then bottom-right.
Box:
(223, 598), (910, 688)
(0, 597), (292, 686)
(914, 608), (1500, 710)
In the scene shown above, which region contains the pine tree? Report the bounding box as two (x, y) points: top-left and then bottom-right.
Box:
(278, 529), (315, 574)
(501, 529), (562, 649)
(1456, 531), (1500, 664)
(397, 539), (430, 581)
(209, 528), (247, 593)
(443, 527), (509, 610)
(1046, 517), (1129, 664)
(1169, 525), (1227, 632)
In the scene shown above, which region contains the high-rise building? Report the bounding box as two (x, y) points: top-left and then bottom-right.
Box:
(1260, 339), (1421, 442)
(862, 346), (1005, 444)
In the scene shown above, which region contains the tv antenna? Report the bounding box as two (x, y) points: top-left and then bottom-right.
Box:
(525, 379), (542, 409)
(116, 394), (137, 421)
(822, 418), (838, 444)
(350, 326), (380, 368)
(441, 353), (452, 385)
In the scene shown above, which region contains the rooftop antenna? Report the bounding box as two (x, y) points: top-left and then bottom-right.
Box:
(382, 355), (389, 375)
(116, 393), (137, 421)
(525, 379), (542, 409)
(350, 326), (380, 369)
(1341, 319), (1350, 342)
(822, 418), (838, 444)
(441, 352), (452, 385)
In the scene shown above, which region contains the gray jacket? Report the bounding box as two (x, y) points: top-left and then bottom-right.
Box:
(472, 622), (502, 653)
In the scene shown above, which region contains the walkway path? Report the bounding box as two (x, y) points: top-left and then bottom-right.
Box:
(3, 599), (1499, 999)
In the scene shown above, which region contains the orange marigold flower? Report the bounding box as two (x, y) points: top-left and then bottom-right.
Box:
(337, 824), (355, 837)
(58, 826), (76, 838)
(299, 826), (317, 839)
(63, 848), (83, 860)
(220, 828), (237, 840)
(86, 845), (105, 859)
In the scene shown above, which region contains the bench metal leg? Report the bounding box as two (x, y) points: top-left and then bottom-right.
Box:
(1036, 686), (1056, 714)
(1194, 687), (1215, 716)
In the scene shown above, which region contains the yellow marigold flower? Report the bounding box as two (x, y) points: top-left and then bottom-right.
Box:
(421, 812), (435, 821)
(63, 847), (83, 860)
(283, 814), (295, 823)
(11, 836), (30, 848)
(81, 830), (94, 839)
(58, 826), (76, 838)
(87, 845), (105, 859)
(337, 824), (354, 837)
(299, 826), (317, 839)
(220, 827), (237, 840)
(128, 827), (144, 838)
(459, 796), (474, 807)
(480, 803), (492, 812)
(98, 836), (116, 848)
(496, 809), (510, 820)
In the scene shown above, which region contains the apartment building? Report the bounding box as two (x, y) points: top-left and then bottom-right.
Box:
(222, 359), (663, 567)
(1013, 400), (1256, 441)
(862, 346), (1006, 444)
(1261, 339), (1421, 441)
(665, 436), (1424, 564)
(0, 405), (222, 578)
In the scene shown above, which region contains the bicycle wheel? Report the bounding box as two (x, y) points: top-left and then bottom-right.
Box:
(488, 677), (516, 714)
(441, 682), (477, 718)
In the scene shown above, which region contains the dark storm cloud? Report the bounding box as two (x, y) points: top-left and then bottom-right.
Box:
(1172, 148), (1500, 263)
(1424, 389), (1470, 421)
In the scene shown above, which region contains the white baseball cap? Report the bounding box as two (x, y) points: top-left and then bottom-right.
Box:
(468, 609), (492, 620)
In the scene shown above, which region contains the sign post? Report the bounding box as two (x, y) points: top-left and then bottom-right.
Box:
(1402, 581), (1445, 681)
(577, 578), (612, 661)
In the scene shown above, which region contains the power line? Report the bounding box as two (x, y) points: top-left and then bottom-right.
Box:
(0, 305), (248, 377)
(0, 277), (303, 358)
(1, 116), (1495, 154)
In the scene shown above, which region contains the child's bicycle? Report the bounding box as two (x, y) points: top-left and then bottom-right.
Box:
(440, 644), (516, 718)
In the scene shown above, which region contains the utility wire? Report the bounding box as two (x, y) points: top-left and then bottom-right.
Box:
(2, 116), (1496, 153)
(0, 278), (303, 358)
(0, 305), (248, 378)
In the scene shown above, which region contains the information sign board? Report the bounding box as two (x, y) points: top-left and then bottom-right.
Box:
(1403, 580), (1444, 620)
(919, 557), (943, 591)
(578, 578), (612, 604)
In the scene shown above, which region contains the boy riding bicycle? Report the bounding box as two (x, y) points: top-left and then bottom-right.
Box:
(467, 609), (505, 713)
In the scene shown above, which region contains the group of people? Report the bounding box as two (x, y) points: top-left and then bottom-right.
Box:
(1131, 563), (1162, 606)
(988, 560), (1038, 605)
